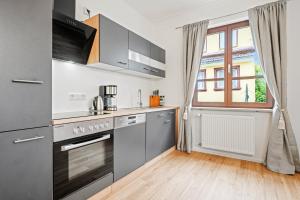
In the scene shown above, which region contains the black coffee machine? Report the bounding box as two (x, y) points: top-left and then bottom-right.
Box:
(99, 85), (117, 111)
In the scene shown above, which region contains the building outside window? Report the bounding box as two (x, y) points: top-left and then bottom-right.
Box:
(197, 70), (206, 91)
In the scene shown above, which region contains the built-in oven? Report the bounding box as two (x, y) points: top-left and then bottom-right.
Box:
(53, 118), (114, 200)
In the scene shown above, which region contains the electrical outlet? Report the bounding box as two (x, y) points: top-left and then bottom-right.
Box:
(69, 93), (86, 101)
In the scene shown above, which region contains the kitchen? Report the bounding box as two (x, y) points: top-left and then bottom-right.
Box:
(1, 0), (300, 200)
(0, 0), (177, 199)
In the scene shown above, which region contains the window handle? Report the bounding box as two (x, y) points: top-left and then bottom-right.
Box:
(228, 64), (231, 74)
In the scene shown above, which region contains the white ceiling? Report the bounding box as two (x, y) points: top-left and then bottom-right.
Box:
(124, 0), (217, 22)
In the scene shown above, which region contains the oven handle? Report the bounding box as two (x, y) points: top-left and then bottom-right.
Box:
(61, 134), (111, 152)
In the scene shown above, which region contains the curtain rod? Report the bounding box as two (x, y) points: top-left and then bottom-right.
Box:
(175, 0), (292, 30)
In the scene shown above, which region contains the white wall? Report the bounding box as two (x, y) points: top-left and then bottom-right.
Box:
(52, 0), (161, 113)
(75, 0), (159, 44)
(153, 0), (300, 162)
(52, 60), (155, 113)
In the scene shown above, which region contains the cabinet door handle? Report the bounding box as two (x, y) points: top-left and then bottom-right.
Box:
(12, 79), (44, 84)
(13, 136), (45, 144)
(150, 69), (159, 73)
(164, 120), (171, 124)
(117, 61), (127, 65)
(143, 67), (150, 71)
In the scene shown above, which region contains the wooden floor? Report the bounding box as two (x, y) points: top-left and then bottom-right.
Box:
(103, 151), (300, 200)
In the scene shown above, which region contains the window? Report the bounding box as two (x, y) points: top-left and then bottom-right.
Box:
(203, 39), (207, 53)
(214, 68), (224, 90)
(193, 21), (273, 108)
(232, 66), (240, 90)
(196, 70), (206, 91)
(219, 32), (225, 50)
(232, 29), (238, 47)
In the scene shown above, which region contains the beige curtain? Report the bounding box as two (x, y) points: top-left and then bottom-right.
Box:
(249, 1), (300, 174)
(177, 20), (209, 153)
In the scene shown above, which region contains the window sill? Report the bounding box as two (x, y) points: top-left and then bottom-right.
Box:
(191, 106), (273, 113)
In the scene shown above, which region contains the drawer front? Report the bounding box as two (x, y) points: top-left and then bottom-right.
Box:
(0, 127), (52, 200)
(129, 60), (165, 78)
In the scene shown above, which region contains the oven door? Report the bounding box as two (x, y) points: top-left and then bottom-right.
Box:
(53, 130), (113, 200)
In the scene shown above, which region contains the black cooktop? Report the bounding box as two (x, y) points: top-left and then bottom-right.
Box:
(52, 111), (110, 120)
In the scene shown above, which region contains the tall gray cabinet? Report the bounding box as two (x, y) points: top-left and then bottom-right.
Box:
(0, 0), (52, 199)
(0, 0), (52, 133)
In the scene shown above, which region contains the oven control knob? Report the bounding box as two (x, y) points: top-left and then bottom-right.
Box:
(99, 124), (104, 129)
(89, 126), (94, 131)
(73, 128), (79, 135)
(94, 125), (99, 130)
(104, 123), (109, 128)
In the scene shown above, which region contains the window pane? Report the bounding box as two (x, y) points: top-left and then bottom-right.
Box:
(219, 32), (225, 49)
(231, 25), (268, 104)
(197, 81), (224, 102)
(197, 81), (205, 90)
(203, 39), (207, 52)
(203, 32), (225, 55)
(232, 67), (239, 77)
(196, 31), (225, 104)
(232, 78), (267, 103)
(198, 71), (205, 80)
(232, 29), (238, 47)
(232, 26), (257, 78)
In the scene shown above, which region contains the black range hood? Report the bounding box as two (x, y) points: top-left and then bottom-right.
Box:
(52, 0), (96, 64)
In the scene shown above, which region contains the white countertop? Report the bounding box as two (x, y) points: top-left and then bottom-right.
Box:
(52, 106), (179, 125)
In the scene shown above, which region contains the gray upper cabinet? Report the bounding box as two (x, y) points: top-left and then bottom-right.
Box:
(85, 14), (166, 78)
(0, 127), (52, 200)
(129, 31), (151, 57)
(146, 110), (175, 162)
(150, 43), (166, 64)
(0, 0), (52, 132)
(100, 15), (129, 69)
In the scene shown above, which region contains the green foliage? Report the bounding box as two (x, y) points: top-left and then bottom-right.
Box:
(255, 66), (267, 102)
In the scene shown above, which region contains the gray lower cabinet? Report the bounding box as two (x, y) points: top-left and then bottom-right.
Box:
(114, 123), (146, 181)
(146, 110), (175, 162)
(0, 0), (52, 133)
(100, 15), (129, 69)
(0, 127), (52, 200)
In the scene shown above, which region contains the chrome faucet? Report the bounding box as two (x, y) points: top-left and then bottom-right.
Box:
(138, 89), (143, 108)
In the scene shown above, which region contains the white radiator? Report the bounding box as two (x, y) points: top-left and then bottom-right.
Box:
(200, 114), (255, 155)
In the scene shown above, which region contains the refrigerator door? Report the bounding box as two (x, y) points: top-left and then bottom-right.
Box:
(0, 0), (52, 132)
